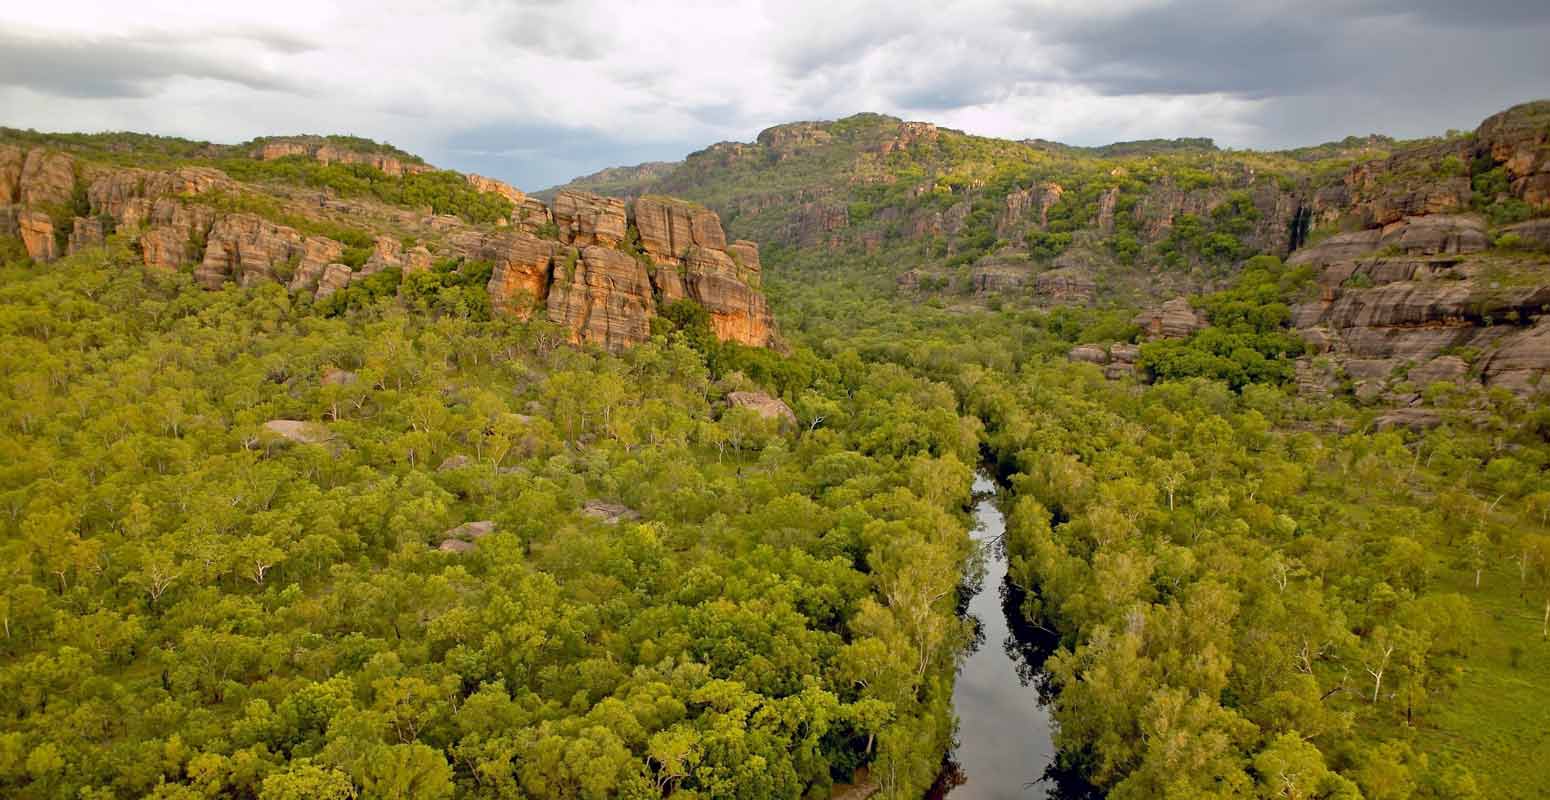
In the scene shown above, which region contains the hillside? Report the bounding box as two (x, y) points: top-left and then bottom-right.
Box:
(0, 130), (777, 352)
(549, 102), (1550, 422)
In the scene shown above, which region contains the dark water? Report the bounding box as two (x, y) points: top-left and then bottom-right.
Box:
(937, 474), (1059, 799)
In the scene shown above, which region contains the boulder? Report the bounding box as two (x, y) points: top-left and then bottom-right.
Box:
(355, 235), (429, 279)
(262, 420), (332, 445)
(437, 539), (476, 553)
(443, 520), (495, 540)
(1069, 344), (1109, 364)
(1379, 214), (1488, 256)
(1374, 408), (1444, 432)
(1502, 218), (1550, 251)
(321, 367), (358, 386)
(1483, 317), (1550, 395)
(1134, 298), (1207, 339)
(438, 455), (471, 471)
(582, 501), (640, 524)
(726, 390), (797, 428)
(1407, 356), (1469, 387)
(512, 196), (554, 234)
(315, 264), (354, 299)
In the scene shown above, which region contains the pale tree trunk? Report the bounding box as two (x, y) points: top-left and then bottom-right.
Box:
(1367, 643), (1394, 703)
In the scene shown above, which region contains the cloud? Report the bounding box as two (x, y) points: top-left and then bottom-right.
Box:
(0, 31), (307, 98)
(0, 0), (1544, 187)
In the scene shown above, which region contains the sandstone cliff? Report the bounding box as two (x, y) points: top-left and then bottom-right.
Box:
(1, 136), (778, 355)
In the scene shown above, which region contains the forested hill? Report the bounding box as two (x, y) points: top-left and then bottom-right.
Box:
(549, 101), (1550, 432)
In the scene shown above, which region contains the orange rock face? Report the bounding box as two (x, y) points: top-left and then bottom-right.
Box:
(465, 174), (526, 206)
(552, 190), (627, 247)
(18, 209), (58, 261)
(546, 245), (657, 349)
(196, 213), (330, 288)
(19, 149), (76, 206)
(467, 230), (558, 320)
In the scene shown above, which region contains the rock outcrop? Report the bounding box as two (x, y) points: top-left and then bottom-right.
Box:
(1035, 267), (1096, 304)
(552, 190), (627, 247)
(1289, 211), (1550, 399)
(1135, 298), (1207, 339)
(465, 174), (525, 205)
(726, 391), (797, 428)
(2, 143), (776, 355)
(17, 210), (59, 261)
(262, 420), (333, 445)
(546, 246), (657, 350)
(472, 230), (558, 320)
(252, 137), (433, 178)
(196, 214), (340, 288)
(634, 195), (726, 263)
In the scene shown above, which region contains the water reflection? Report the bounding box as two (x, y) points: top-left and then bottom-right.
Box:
(934, 475), (1097, 800)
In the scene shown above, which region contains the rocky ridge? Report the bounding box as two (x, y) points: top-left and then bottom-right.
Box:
(0, 138), (777, 353)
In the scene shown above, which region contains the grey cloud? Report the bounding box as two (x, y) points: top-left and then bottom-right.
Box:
(1040, 0), (1550, 99)
(0, 32), (304, 99)
(500, 9), (610, 60)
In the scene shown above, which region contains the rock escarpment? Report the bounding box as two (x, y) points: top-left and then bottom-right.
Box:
(1288, 214), (1550, 399)
(2, 139), (778, 355)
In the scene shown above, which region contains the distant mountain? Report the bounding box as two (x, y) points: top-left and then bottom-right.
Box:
(544, 101), (1550, 415)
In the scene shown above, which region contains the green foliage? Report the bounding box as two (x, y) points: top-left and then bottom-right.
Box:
(1139, 256), (1310, 388)
(217, 157), (513, 224)
(1026, 231), (1073, 260)
(0, 247), (981, 800)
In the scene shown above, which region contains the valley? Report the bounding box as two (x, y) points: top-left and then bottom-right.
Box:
(2, 97), (1549, 800)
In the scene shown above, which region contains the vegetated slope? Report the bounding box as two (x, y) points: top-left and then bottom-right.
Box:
(551, 101), (1550, 426)
(0, 240), (984, 798)
(0, 129), (777, 352)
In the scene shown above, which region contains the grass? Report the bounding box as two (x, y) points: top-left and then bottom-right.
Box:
(1410, 559), (1550, 799)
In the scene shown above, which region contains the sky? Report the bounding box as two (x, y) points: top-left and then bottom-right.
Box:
(2, 0), (1548, 190)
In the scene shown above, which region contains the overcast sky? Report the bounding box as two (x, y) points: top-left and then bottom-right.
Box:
(2, 1), (1547, 190)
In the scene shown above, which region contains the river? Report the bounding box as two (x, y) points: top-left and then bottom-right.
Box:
(936, 473), (1060, 799)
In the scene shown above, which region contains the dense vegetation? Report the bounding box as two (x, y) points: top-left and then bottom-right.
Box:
(6, 105), (1550, 800)
(767, 250), (1550, 800)
(0, 242), (983, 799)
(216, 158), (514, 225)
